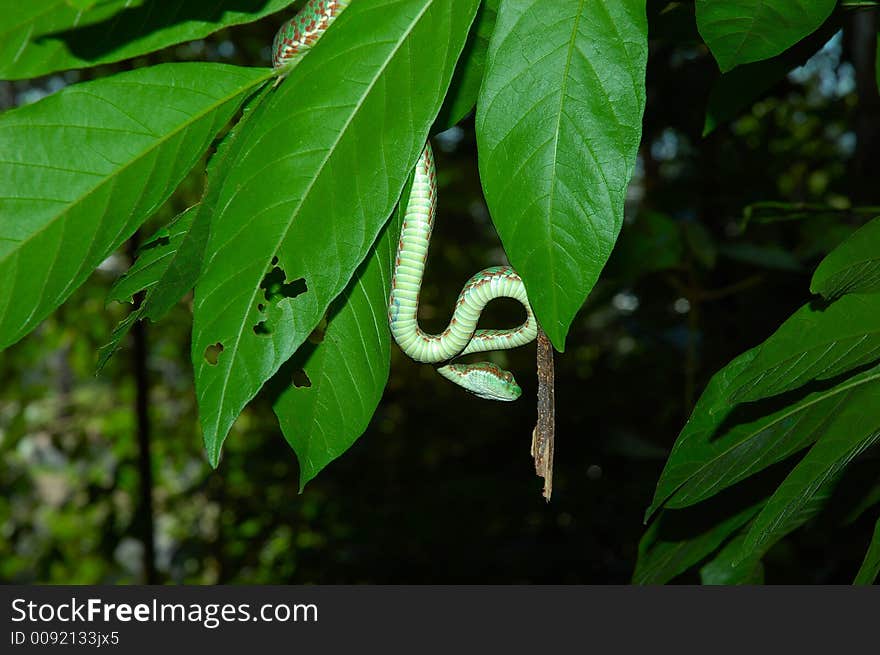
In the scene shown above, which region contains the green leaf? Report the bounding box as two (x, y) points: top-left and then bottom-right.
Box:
(98, 83), (274, 369)
(704, 57), (791, 137)
(702, 17), (837, 135)
(647, 353), (880, 518)
(0, 0), (298, 80)
(844, 479), (880, 526)
(854, 515), (880, 585)
(811, 216), (880, 299)
(192, 0), (480, 466)
(0, 63), (271, 351)
(633, 500), (763, 585)
(606, 212), (683, 283)
(699, 534), (764, 585)
(719, 242), (803, 272)
(107, 206), (200, 309)
(682, 221), (717, 269)
(434, 0), (498, 129)
(740, 386), (880, 560)
(695, 0), (836, 72)
(476, 0), (647, 349)
(272, 190), (404, 490)
(730, 294), (880, 404)
(97, 206), (200, 370)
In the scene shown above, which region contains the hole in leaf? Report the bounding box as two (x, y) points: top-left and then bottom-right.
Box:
(251, 263), (308, 335)
(140, 234), (171, 251)
(259, 265), (307, 303)
(292, 369), (312, 388)
(307, 316), (328, 344)
(204, 342), (224, 365)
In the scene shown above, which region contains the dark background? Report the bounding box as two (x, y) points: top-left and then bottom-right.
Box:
(0, 4), (878, 584)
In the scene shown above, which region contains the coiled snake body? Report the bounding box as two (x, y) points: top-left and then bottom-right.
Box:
(274, 0), (537, 401)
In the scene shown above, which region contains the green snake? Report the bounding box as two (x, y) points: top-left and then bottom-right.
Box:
(273, 0), (537, 402)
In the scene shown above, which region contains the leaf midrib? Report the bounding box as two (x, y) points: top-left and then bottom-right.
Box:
(541, 0), (585, 330)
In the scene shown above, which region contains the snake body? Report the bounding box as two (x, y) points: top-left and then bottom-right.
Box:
(274, 0), (537, 402)
(388, 144), (537, 401)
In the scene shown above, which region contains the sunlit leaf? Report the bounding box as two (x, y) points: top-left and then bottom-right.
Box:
(98, 84), (274, 369)
(273, 193), (404, 490)
(107, 206), (200, 310)
(435, 0), (498, 129)
(476, 0), (648, 349)
(695, 0), (836, 72)
(0, 63), (271, 350)
(192, 0), (480, 465)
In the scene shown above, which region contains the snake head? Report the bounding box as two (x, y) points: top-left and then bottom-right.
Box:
(438, 362), (522, 402)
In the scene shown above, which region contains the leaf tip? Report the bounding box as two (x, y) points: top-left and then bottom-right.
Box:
(204, 429), (224, 469)
(702, 117), (716, 138)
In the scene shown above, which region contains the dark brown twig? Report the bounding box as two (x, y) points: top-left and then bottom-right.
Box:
(531, 328), (555, 501)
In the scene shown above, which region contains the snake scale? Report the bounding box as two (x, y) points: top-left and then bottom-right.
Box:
(273, 0), (538, 401)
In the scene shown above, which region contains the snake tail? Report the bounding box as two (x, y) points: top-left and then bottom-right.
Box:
(272, 0), (350, 69)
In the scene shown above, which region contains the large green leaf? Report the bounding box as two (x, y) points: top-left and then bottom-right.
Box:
(476, 0), (647, 349)
(272, 193), (404, 490)
(192, 0), (480, 466)
(0, 63), (271, 350)
(434, 0), (498, 129)
(741, 384), (880, 559)
(730, 294), (880, 403)
(854, 515), (880, 585)
(811, 216), (880, 300)
(0, 0), (298, 80)
(695, 0), (836, 72)
(98, 84), (274, 369)
(647, 353), (880, 518)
